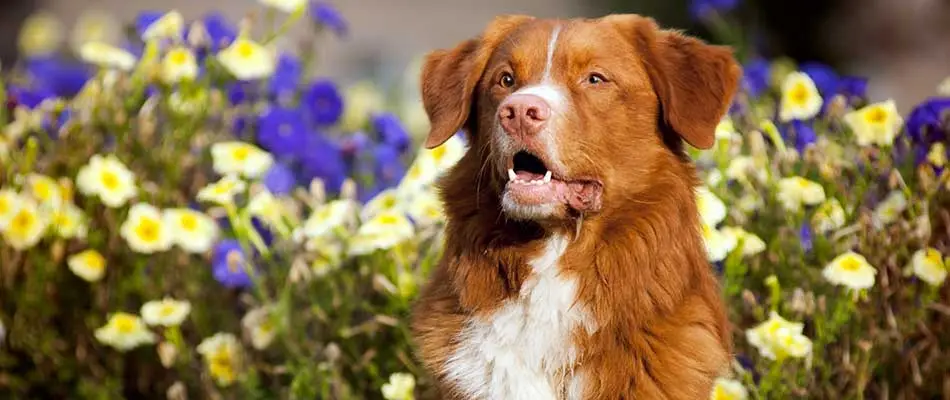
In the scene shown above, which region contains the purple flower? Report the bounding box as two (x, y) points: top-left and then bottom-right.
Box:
(304, 79), (344, 126)
(310, 1), (347, 36)
(689, 0), (739, 20)
(372, 112), (411, 153)
(7, 85), (55, 109)
(202, 12), (237, 50)
(299, 134), (348, 193)
(905, 97), (950, 144)
(837, 76), (868, 101)
(800, 62), (839, 99)
(783, 120), (817, 154)
(799, 222), (813, 253)
(741, 57), (771, 98)
(263, 162), (297, 195)
(211, 240), (254, 289)
(269, 53), (302, 99)
(372, 142), (406, 189)
(257, 107), (309, 159)
(25, 56), (91, 98)
(341, 131), (371, 159)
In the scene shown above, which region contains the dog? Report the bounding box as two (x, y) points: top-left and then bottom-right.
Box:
(410, 14), (741, 399)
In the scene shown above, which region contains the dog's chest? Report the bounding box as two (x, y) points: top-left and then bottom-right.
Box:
(443, 235), (597, 399)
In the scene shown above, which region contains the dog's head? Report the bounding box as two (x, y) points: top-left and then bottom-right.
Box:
(422, 15), (740, 224)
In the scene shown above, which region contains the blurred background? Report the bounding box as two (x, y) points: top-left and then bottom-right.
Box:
(2, 0), (947, 112)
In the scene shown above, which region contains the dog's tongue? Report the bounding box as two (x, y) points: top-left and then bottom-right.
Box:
(566, 182), (603, 213)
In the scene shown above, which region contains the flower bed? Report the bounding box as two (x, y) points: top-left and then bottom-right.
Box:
(0, 1), (948, 399)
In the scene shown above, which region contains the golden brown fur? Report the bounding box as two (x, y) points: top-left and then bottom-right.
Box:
(411, 14), (741, 399)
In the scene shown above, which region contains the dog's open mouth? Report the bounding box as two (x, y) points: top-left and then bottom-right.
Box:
(504, 150), (603, 213)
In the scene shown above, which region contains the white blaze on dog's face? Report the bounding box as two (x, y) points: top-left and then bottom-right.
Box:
(419, 15), (741, 223)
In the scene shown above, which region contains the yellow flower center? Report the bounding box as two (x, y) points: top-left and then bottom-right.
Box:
(840, 257), (863, 272)
(258, 319), (274, 334)
(10, 209), (35, 234)
(378, 214), (399, 225)
(382, 196), (397, 209)
(169, 49), (189, 65)
(232, 146), (251, 161)
(0, 196), (9, 214)
(407, 164), (422, 179)
(100, 170), (120, 190)
(925, 249), (943, 265)
(81, 251), (106, 271)
(235, 41), (255, 58)
(711, 386), (731, 400)
(135, 217), (162, 243)
(789, 82), (810, 106)
(32, 181), (53, 201)
(179, 213), (198, 231)
(113, 314), (137, 334)
(213, 181), (236, 195)
(54, 212), (73, 227)
(160, 304), (177, 317)
(795, 178), (810, 188)
(431, 145), (447, 161)
(864, 106), (887, 124)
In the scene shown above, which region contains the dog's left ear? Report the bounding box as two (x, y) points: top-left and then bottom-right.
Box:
(605, 14), (741, 150)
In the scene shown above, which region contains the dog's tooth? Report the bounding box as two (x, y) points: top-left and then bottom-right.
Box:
(543, 171), (552, 183)
(508, 169), (517, 181)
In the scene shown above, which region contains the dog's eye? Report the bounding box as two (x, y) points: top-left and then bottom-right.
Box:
(586, 73), (607, 85)
(499, 72), (515, 88)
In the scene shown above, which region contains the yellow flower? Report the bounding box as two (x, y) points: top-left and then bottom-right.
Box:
(381, 372), (416, 400)
(120, 203), (173, 254)
(776, 176), (825, 212)
(361, 189), (403, 221)
(909, 248), (947, 287)
(160, 47), (199, 84)
(76, 154), (137, 208)
(2, 197), (49, 250)
(927, 142), (946, 168)
(259, 0), (308, 13)
(67, 249), (107, 282)
(823, 251), (877, 290)
(241, 306), (278, 350)
(197, 333), (242, 387)
(197, 175), (246, 205)
(349, 211), (415, 256)
(26, 173), (63, 209)
(745, 311), (812, 360)
(79, 42), (137, 71)
(702, 223), (737, 263)
(210, 141), (274, 178)
(71, 10), (121, 51)
(141, 298), (192, 327)
(720, 226), (766, 257)
(51, 202), (88, 239)
(0, 189), (25, 230)
(216, 38), (276, 80)
(341, 81), (386, 132)
(873, 190), (907, 226)
(303, 199), (359, 238)
(94, 312), (157, 351)
(163, 208), (218, 253)
(695, 186), (727, 227)
(843, 100), (903, 147)
(812, 198), (846, 235)
(18, 11), (64, 56)
(779, 71), (823, 122)
(710, 378), (748, 400)
(141, 10), (184, 41)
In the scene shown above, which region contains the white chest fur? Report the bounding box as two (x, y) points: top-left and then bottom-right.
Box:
(443, 235), (598, 400)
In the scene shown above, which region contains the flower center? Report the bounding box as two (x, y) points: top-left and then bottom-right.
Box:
(83, 252), (105, 270)
(113, 315), (137, 334)
(378, 214), (399, 225)
(135, 217), (161, 243)
(160, 304), (177, 317)
(236, 41), (255, 58)
(431, 145), (447, 161)
(169, 49), (189, 65)
(925, 249), (943, 265)
(789, 83), (809, 105)
(864, 107), (887, 124)
(0, 197), (9, 214)
(840, 257), (862, 272)
(10, 210), (35, 234)
(179, 214), (198, 231)
(214, 182), (236, 195)
(33, 182), (53, 201)
(100, 170), (120, 190)
(232, 146), (251, 161)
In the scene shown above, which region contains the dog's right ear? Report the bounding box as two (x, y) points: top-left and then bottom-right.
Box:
(421, 15), (534, 149)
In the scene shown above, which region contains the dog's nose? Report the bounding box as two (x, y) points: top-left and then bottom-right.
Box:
(499, 94), (550, 137)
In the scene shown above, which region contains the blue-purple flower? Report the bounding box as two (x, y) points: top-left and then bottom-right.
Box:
(689, 0), (739, 20)
(25, 57), (91, 98)
(298, 134), (348, 193)
(211, 240), (254, 289)
(269, 53), (302, 99)
(310, 1), (347, 36)
(372, 112), (411, 153)
(800, 62), (839, 100)
(741, 57), (771, 98)
(202, 12), (237, 50)
(782, 120), (817, 154)
(304, 79), (344, 126)
(257, 107), (309, 159)
(372, 142), (406, 189)
(263, 162), (297, 196)
(905, 97), (950, 144)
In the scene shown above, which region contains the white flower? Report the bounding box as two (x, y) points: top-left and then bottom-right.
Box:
(812, 198), (846, 235)
(843, 100), (903, 147)
(776, 176), (825, 212)
(197, 332), (242, 387)
(68, 249), (107, 282)
(141, 298), (192, 327)
(160, 47), (199, 84)
(939, 76), (950, 96)
(823, 251), (877, 290)
(702, 223), (737, 263)
(303, 199), (360, 238)
(25, 173), (63, 209)
(76, 154), (137, 208)
(18, 11), (64, 56)
(361, 188), (403, 221)
(197, 175), (246, 206)
(71, 10), (121, 51)
(241, 306), (278, 350)
(216, 38), (276, 80)
(779, 71), (823, 122)
(79, 42), (137, 71)
(745, 311), (812, 360)
(710, 378), (748, 400)
(349, 211), (415, 256)
(163, 208), (218, 253)
(141, 10), (184, 41)
(704, 170), (723, 187)
(259, 0), (308, 13)
(246, 190), (289, 230)
(120, 203), (173, 254)
(404, 190), (445, 228)
(341, 81), (386, 132)
(50, 202), (88, 239)
(0, 189), (25, 230)
(715, 118), (740, 141)
(210, 141), (273, 178)
(873, 190), (907, 225)
(94, 312), (157, 351)
(696, 186), (727, 227)
(909, 248), (947, 287)
(720, 226), (766, 257)
(381, 372), (416, 400)
(725, 156), (768, 183)
(397, 156), (440, 196)
(1, 197), (49, 250)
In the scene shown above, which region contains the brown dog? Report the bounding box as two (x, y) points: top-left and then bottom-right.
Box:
(411, 14), (741, 399)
